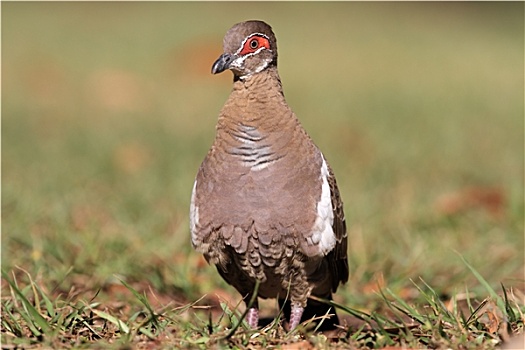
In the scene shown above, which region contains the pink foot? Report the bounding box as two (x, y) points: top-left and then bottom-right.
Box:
(288, 304), (304, 330)
(246, 307), (259, 328)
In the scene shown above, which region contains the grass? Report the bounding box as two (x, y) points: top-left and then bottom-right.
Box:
(2, 267), (523, 349)
(2, 2), (524, 349)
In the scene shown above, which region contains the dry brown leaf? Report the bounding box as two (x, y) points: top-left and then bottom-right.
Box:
(485, 309), (500, 334)
(477, 299), (505, 335)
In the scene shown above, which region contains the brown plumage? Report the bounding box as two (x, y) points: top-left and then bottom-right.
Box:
(190, 20), (348, 331)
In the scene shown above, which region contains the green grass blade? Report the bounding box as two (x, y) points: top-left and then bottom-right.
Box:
(501, 283), (517, 323)
(309, 295), (366, 321)
(418, 278), (453, 319)
(33, 283), (55, 319)
(1, 270), (51, 334)
(1, 301), (24, 337)
(118, 277), (155, 315)
(456, 253), (505, 313)
(381, 287), (426, 325)
(224, 279), (260, 339)
(92, 309), (130, 334)
(117, 277), (160, 331)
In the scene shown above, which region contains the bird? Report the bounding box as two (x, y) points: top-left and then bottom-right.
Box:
(190, 20), (348, 331)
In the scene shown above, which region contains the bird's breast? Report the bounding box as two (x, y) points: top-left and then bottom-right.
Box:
(225, 124), (285, 171)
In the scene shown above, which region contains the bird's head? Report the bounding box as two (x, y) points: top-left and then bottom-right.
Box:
(212, 20), (278, 80)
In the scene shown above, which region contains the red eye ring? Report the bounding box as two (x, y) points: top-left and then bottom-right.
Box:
(239, 35), (271, 55)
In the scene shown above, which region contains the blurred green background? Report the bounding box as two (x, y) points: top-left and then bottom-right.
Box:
(2, 2), (523, 303)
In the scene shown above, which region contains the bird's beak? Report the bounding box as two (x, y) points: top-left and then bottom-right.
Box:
(211, 53), (234, 74)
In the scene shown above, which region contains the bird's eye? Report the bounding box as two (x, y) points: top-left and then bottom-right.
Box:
(238, 35), (270, 55)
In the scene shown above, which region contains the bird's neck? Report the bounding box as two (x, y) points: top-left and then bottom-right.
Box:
(220, 67), (288, 127)
(234, 67), (284, 96)
(215, 68), (300, 168)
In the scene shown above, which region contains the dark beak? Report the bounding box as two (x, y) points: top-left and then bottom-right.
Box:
(211, 53), (234, 74)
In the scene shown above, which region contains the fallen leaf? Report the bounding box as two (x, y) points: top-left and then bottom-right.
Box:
(476, 299), (504, 335)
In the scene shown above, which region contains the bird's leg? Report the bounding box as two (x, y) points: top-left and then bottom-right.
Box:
(245, 297), (259, 328)
(246, 306), (259, 328)
(288, 303), (304, 330)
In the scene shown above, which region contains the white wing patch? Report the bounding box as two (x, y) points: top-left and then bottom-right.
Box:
(310, 155), (336, 256)
(189, 180), (199, 243)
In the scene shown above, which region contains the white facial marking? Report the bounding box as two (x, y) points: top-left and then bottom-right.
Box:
(310, 155), (336, 256)
(230, 32), (273, 78)
(230, 47), (270, 71)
